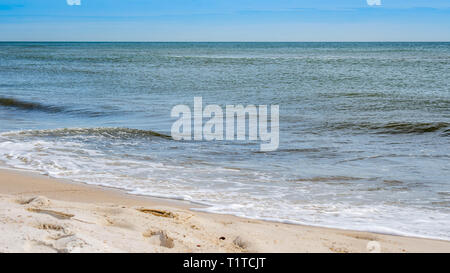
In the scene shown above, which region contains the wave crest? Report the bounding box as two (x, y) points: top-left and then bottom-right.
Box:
(325, 121), (449, 135)
(0, 97), (113, 117)
(1, 127), (172, 140)
(0, 97), (64, 113)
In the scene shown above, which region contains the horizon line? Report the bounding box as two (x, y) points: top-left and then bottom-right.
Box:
(1, 40), (449, 43)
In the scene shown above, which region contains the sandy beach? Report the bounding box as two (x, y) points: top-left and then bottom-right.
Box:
(0, 168), (448, 253)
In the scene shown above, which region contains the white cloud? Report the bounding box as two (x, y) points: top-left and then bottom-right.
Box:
(67, 0), (81, 6)
(367, 0), (381, 6)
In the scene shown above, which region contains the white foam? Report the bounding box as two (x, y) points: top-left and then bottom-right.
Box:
(1, 130), (449, 241)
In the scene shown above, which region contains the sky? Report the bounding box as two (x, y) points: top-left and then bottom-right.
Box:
(0, 0), (449, 41)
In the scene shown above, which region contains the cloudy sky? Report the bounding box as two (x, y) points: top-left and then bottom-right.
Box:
(0, 0), (449, 41)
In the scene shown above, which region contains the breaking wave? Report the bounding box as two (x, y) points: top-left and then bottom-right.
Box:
(324, 121), (449, 135)
(1, 127), (172, 140)
(0, 97), (110, 117)
(0, 97), (64, 113)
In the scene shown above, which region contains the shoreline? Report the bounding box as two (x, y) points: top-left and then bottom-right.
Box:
(0, 167), (449, 253)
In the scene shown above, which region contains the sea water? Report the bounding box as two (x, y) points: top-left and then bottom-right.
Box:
(0, 42), (449, 239)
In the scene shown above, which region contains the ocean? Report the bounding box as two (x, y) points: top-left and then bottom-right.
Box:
(0, 42), (449, 240)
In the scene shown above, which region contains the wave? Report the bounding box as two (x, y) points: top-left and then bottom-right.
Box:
(0, 97), (111, 117)
(0, 97), (64, 113)
(292, 176), (363, 182)
(324, 121), (450, 135)
(1, 127), (172, 140)
(442, 128), (450, 137)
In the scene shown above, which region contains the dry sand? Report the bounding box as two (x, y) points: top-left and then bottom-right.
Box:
(0, 168), (449, 253)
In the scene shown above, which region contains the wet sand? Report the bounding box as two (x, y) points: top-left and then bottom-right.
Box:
(0, 168), (449, 253)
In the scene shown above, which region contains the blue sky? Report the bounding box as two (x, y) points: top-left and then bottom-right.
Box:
(0, 0), (449, 41)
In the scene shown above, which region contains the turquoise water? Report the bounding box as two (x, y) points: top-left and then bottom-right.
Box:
(0, 42), (449, 239)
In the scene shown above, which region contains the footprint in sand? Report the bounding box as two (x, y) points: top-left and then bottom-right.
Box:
(25, 235), (87, 253)
(19, 196), (74, 220)
(37, 223), (67, 232)
(17, 196), (51, 207)
(102, 216), (137, 230)
(36, 222), (75, 241)
(30, 221), (86, 253)
(233, 236), (249, 250)
(137, 208), (176, 218)
(54, 235), (86, 253)
(27, 208), (74, 220)
(143, 230), (174, 248)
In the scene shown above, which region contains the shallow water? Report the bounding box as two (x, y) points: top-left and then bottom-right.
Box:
(0, 42), (449, 239)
